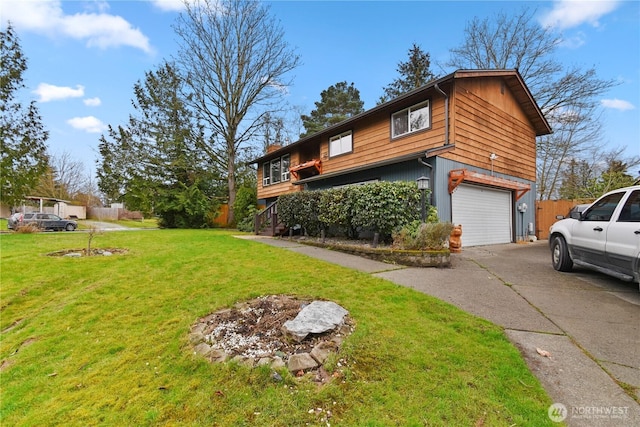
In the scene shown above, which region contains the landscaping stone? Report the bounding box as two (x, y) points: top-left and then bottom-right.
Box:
(287, 353), (318, 372)
(193, 342), (212, 356)
(208, 349), (228, 363)
(282, 301), (348, 342)
(310, 341), (337, 364)
(189, 295), (354, 382)
(271, 356), (286, 370)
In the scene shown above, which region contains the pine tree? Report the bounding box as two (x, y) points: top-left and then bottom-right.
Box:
(300, 81), (364, 137)
(0, 24), (49, 209)
(379, 43), (437, 104)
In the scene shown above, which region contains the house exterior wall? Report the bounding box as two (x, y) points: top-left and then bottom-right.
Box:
(315, 102), (446, 176)
(431, 157), (537, 240)
(444, 78), (537, 181)
(257, 151), (302, 201)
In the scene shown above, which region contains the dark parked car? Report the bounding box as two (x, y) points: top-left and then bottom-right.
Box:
(8, 212), (77, 231)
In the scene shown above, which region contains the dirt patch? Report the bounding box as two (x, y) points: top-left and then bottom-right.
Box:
(190, 295), (354, 375)
(46, 248), (128, 257)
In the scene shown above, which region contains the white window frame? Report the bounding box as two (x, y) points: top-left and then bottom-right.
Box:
(262, 154), (291, 186)
(329, 131), (353, 158)
(281, 154), (290, 182)
(391, 100), (430, 138)
(271, 158), (281, 184)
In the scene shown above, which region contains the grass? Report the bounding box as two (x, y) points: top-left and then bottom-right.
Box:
(1, 229), (558, 426)
(78, 218), (159, 229)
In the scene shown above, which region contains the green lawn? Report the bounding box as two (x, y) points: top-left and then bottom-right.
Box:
(0, 229), (558, 426)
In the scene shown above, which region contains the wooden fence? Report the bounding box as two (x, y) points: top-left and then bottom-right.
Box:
(535, 199), (594, 240)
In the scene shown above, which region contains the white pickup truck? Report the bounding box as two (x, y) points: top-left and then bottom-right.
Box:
(549, 185), (640, 286)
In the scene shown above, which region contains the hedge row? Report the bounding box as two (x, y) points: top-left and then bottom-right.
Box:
(277, 181), (431, 239)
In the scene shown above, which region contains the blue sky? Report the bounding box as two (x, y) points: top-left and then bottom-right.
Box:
(2, 0), (639, 178)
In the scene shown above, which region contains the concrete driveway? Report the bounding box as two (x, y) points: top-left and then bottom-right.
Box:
(245, 236), (639, 426)
(378, 241), (639, 426)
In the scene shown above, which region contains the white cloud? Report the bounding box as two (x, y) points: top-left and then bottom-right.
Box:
(150, 0), (187, 12)
(84, 97), (102, 107)
(33, 83), (84, 102)
(559, 31), (587, 49)
(67, 116), (107, 133)
(601, 99), (635, 111)
(2, 0), (152, 53)
(539, 0), (620, 30)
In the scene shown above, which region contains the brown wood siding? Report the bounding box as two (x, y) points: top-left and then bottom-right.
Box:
(444, 78), (537, 181)
(256, 151), (302, 200)
(320, 100), (447, 174)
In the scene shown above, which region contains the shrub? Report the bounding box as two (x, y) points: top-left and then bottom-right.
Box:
(392, 221), (455, 250)
(236, 205), (258, 232)
(14, 223), (40, 234)
(278, 191), (323, 236)
(279, 181), (429, 240)
(234, 186), (257, 227)
(349, 181), (421, 240)
(317, 187), (355, 237)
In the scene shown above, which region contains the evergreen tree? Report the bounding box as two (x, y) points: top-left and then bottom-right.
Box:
(379, 43), (437, 104)
(300, 81), (364, 137)
(0, 24), (49, 209)
(97, 61), (224, 227)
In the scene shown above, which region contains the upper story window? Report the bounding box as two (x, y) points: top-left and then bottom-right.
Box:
(329, 131), (352, 157)
(392, 100), (430, 138)
(262, 154), (291, 186)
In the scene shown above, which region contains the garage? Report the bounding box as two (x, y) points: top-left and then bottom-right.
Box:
(451, 184), (513, 247)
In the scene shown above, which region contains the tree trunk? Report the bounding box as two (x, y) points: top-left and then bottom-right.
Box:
(227, 149), (236, 226)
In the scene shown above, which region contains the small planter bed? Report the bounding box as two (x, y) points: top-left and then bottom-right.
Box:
(284, 237), (451, 268)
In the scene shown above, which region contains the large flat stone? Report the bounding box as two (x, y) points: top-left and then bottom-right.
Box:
(282, 301), (348, 342)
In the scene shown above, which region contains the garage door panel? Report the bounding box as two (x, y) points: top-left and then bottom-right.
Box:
(452, 185), (512, 247)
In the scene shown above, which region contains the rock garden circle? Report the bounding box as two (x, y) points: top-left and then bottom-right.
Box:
(189, 295), (354, 380)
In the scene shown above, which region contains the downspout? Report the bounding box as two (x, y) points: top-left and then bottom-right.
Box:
(434, 83), (449, 146)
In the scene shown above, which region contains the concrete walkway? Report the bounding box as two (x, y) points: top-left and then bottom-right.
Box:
(239, 235), (639, 426)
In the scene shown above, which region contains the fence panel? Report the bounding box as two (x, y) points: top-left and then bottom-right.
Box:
(535, 199), (593, 240)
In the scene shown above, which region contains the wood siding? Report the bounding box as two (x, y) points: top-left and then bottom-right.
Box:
(257, 151), (302, 200)
(320, 100), (446, 175)
(256, 74), (540, 200)
(444, 79), (537, 181)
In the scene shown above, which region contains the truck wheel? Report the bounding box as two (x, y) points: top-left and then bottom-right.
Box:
(65, 223), (75, 231)
(551, 235), (573, 272)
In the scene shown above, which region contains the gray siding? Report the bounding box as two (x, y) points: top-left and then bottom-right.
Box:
(303, 155), (537, 241)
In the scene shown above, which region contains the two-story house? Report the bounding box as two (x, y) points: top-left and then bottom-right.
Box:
(250, 69), (551, 247)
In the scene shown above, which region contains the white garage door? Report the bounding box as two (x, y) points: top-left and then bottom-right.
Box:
(451, 184), (513, 247)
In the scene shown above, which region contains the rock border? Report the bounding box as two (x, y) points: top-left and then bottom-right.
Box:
(46, 248), (128, 257)
(189, 295), (354, 378)
(284, 237), (451, 268)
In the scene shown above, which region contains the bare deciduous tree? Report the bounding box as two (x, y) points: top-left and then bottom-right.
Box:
(173, 0), (300, 224)
(447, 8), (618, 199)
(36, 151), (88, 200)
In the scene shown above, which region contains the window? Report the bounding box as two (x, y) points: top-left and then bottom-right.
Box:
(262, 154), (291, 186)
(392, 100), (430, 138)
(263, 163), (270, 186)
(618, 190), (640, 222)
(583, 192), (625, 221)
(271, 158), (281, 184)
(281, 154), (290, 182)
(329, 131), (352, 157)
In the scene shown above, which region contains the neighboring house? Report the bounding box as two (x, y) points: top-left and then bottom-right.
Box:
(250, 69), (551, 247)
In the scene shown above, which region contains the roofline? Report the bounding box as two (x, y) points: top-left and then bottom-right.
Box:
(250, 69), (551, 164)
